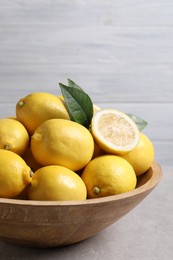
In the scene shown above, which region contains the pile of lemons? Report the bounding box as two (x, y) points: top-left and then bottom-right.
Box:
(0, 92), (154, 201)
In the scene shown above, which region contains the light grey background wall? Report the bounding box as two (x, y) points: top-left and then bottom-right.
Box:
(0, 0), (172, 165)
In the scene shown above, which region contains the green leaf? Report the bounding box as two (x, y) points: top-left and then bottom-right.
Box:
(59, 83), (93, 128)
(127, 114), (148, 131)
(67, 79), (84, 91)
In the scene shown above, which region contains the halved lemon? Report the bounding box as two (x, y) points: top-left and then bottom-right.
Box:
(91, 109), (140, 154)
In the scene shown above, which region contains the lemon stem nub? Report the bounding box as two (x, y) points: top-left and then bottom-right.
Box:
(4, 143), (12, 150)
(30, 170), (34, 178)
(17, 100), (24, 108)
(93, 186), (100, 195)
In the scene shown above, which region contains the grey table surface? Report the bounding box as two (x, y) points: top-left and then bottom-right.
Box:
(0, 0), (173, 259)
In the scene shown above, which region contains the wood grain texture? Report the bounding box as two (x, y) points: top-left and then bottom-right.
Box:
(0, 0), (172, 165)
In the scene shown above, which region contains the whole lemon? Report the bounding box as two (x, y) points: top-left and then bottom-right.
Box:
(81, 155), (137, 198)
(28, 165), (87, 201)
(0, 150), (32, 198)
(121, 133), (155, 176)
(16, 92), (70, 134)
(31, 119), (94, 171)
(0, 118), (29, 156)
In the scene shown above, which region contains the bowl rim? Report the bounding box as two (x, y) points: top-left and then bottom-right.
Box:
(0, 161), (162, 207)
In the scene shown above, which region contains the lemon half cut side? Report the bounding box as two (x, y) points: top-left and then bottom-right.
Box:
(91, 109), (140, 155)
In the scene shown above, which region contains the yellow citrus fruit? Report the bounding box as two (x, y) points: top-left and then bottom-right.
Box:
(28, 165), (87, 201)
(81, 155), (137, 198)
(31, 118), (94, 171)
(91, 109), (139, 154)
(0, 149), (32, 198)
(121, 133), (155, 176)
(16, 92), (70, 134)
(22, 147), (41, 172)
(0, 118), (29, 156)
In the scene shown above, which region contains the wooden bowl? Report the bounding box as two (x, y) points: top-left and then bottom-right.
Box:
(0, 161), (162, 248)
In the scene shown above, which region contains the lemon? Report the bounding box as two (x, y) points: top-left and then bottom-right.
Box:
(16, 92), (70, 134)
(0, 118), (29, 156)
(81, 155), (137, 198)
(0, 149), (32, 198)
(91, 109), (139, 154)
(121, 133), (155, 176)
(28, 165), (87, 201)
(31, 118), (94, 171)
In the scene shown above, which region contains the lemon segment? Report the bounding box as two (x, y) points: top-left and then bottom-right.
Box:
(91, 109), (140, 154)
